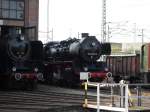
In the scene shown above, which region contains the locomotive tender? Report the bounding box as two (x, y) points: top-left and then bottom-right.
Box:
(0, 27), (43, 89)
(44, 33), (111, 85)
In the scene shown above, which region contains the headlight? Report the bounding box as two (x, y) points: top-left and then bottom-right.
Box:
(34, 68), (38, 72)
(84, 67), (88, 71)
(105, 68), (109, 71)
(91, 42), (96, 47)
(20, 35), (24, 41)
(12, 67), (16, 72)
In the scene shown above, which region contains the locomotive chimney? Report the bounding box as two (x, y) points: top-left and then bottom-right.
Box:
(81, 33), (89, 38)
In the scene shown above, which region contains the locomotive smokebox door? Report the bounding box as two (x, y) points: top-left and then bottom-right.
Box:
(80, 72), (89, 80)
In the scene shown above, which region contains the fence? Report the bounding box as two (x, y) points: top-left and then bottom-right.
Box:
(83, 82), (150, 112)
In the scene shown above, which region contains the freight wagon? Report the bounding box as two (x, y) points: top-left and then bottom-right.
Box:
(106, 54), (141, 83)
(141, 43), (150, 83)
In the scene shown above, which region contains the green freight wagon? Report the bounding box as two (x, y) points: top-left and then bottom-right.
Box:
(141, 43), (150, 83)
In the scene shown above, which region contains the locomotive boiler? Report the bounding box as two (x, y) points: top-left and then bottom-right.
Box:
(0, 27), (43, 89)
(44, 33), (111, 86)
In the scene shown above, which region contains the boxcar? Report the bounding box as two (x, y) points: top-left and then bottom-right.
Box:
(106, 54), (140, 83)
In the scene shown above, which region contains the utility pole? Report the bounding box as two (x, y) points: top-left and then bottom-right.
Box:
(133, 23), (136, 53)
(107, 25), (110, 42)
(138, 29), (144, 45)
(47, 0), (50, 41)
(101, 0), (107, 61)
(78, 32), (80, 39)
(51, 28), (53, 41)
(102, 0), (106, 42)
(141, 29), (144, 44)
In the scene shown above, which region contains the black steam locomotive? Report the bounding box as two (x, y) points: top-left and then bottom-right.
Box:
(0, 27), (43, 89)
(43, 33), (111, 86)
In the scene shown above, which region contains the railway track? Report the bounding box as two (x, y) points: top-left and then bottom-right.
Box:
(0, 84), (149, 112)
(0, 85), (122, 112)
(0, 84), (97, 112)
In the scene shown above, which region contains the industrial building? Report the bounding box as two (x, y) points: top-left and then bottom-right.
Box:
(0, 0), (39, 40)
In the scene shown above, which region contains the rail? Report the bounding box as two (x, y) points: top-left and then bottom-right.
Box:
(83, 81), (150, 112)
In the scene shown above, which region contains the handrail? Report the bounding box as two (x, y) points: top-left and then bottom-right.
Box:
(83, 82), (129, 112)
(83, 81), (150, 112)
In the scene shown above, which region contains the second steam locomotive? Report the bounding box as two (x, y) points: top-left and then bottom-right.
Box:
(43, 33), (111, 86)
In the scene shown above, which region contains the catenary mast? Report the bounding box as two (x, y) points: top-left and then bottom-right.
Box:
(102, 0), (107, 42)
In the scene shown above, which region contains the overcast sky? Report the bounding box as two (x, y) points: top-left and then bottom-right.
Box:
(39, 0), (150, 43)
